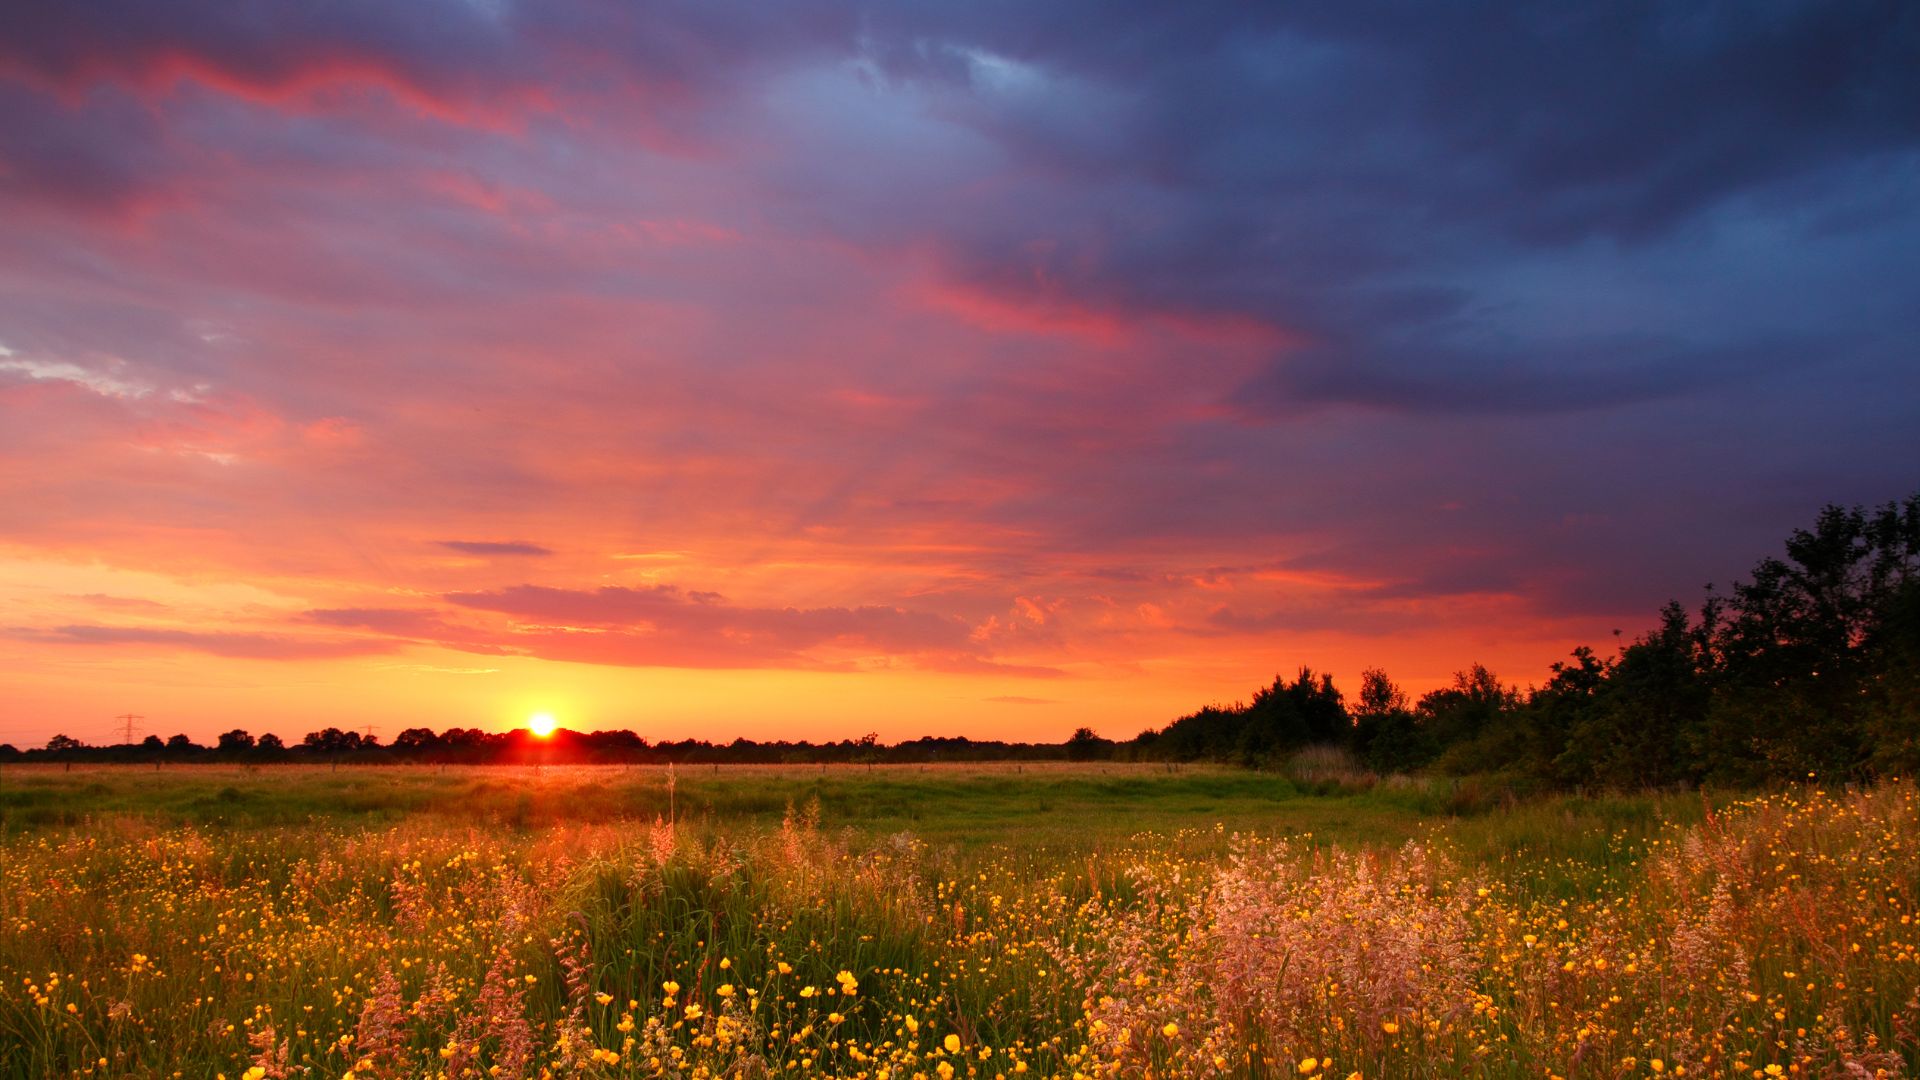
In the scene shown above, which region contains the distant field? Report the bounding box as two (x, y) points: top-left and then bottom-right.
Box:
(2, 765), (1913, 1078)
(0, 761), (1534, 849)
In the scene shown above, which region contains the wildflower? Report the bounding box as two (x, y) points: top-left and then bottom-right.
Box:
(945, 1034), (962, 1054)
(1381, 1021), (1399, 1034)
(1299, 1057), (1321, 1074)
(1163, 1022), (1179, 1038)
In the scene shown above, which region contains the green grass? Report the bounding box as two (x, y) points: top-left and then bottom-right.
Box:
(4, 763), (1898, 1080)
(0, 761), (1722, 864)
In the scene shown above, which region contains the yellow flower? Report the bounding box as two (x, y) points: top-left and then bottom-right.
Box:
(716, 984), (734, 998)
(1299, 1056), (1321, 1074)
(1163, 1022), (1180, 1038)
(1381, 1021), (1399, 1034)
(595, 992), (613, 1006)
(945, 1034), (962, 1054)
(776, 962), (793, 975)
(937, 1064), (955, 1080)
(1650, 1061), (1665, 1074)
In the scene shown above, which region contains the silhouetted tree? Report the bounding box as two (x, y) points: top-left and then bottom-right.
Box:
(1350, 668), (1430, 772)
(1420, 665), (1522, 773)
(392, 727), (441, 755)
(1701, 495), (1920, 781)
(302, 728), (363, 755)
(1065, 727), (1113, 761)
(217, 730), (255, 755)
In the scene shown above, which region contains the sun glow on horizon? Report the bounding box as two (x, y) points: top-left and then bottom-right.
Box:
(527, 711), (557, 737)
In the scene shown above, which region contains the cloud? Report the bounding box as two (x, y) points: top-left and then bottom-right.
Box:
(70, 593), (170, 611)
(14, 624), (395, 659)
(436, 539), (553, 556)
(1233, 334), (1823, 417)
(446, 584), (976, 657)
(303, 607), (456, 635)
(0, 355), (150, 398)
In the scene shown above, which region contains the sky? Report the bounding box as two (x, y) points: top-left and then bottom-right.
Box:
(1, 2), (1917, 747)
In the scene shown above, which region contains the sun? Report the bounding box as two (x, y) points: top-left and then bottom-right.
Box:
(527, 712), (557, 738)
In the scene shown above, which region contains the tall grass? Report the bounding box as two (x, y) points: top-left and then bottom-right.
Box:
(0, 771), (1914, 1077)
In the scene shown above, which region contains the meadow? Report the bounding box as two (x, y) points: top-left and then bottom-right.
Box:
(1, 762), (1915, 1079)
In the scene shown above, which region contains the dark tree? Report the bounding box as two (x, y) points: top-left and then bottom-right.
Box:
(302, 727), (364, 754)
(392, 727), (441, 755)
(1703, 495), (1920, 781)
(1419, 665), (1523, 774)
(1065, 727), (1113, 761)
(1351, 668), (1431, 773)
(217, 730), (255, 754)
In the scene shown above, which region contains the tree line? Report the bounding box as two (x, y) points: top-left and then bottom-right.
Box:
(6, 493), (1915, 787)
(1122, 492), (1920, 785)
(1, 726), (1083, 767)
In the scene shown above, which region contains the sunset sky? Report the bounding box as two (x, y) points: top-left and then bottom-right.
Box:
(2, 3), (1917, 747)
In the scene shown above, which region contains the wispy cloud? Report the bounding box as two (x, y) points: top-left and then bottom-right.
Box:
(13, 624), (395, 659)
(436, 540), (553, 556)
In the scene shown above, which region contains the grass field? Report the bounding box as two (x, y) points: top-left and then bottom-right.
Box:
(1, 763), (1915, 1078)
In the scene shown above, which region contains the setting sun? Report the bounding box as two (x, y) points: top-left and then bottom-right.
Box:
(527, 712), (557, 738)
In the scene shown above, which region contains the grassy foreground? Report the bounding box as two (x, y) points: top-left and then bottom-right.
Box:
(0, 764), (1915, 1079)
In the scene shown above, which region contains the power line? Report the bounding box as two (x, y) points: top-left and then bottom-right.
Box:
(114, 713), (145, 745)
